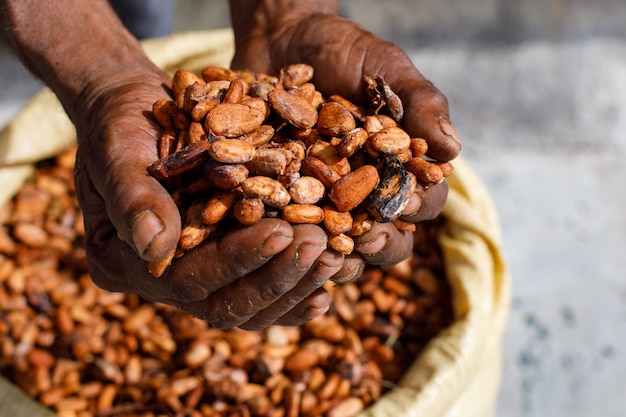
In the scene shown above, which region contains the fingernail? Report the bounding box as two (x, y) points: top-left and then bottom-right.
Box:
(401, 192), (422, 218)
(310, 263), (335, 286)
(355, 232), (388, 255)
(260, 233), (293, 259)
(295, 243), (326, 271)
(131, 210), (164, 256)
(329, 260), (365, 285)
(302, 304), (330, 320)
(438, 118), (461, 146)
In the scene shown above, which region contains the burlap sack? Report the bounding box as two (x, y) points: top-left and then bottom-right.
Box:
(0, 29), (510, 417)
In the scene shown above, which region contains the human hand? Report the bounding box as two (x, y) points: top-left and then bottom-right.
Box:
(71, 64), (351, 330)
(2, 0), (355, 330)
(230, 1), (456, 269)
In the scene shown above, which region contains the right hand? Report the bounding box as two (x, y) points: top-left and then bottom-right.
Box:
(231, 7), (457, 271)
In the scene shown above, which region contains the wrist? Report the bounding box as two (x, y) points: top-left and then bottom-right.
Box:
(229, 0), (339, 62)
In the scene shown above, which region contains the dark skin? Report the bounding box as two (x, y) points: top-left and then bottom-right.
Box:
(1, 0), (459, 330)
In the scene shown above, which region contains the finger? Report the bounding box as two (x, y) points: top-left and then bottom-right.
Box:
(358, 39), (461, 161)
(401, 181), (448, 223)
(354, 222), (413, 266)
(85, 220), (294, 304)
(74, 169), (199, 301)
(88, 231), (214, 304)
(184, 225), (328, 330)
(77, 178), (145, 294)
(77, 157), (295, 304)
(394, 80), (461, 162)
(328, 253), (366, 284)
(166, 219), (294, 295)
(272, 288), (332, 327)
(78, 125), (182, 263)
(239, 250), (343, 330)
(275, 16), (460, 161)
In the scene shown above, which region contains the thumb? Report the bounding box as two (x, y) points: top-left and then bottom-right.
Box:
(80, 131), (181, 262)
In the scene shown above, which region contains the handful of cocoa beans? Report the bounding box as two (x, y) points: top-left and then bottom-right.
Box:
(147, 64), (454, 276)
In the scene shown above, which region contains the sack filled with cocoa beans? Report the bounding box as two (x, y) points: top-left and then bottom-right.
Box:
(0, 30), (510, 417)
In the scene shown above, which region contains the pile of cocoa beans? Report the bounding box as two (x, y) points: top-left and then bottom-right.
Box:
(0, 146), (453, 417)
(146, 64), (454, 276)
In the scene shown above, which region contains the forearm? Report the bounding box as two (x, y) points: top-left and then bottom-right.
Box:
(1, 0), (154, 122)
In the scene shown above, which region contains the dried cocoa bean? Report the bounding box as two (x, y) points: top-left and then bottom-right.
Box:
(245, 147), (290, 178)
(208, 138), (256, 164)
(329, 165), (380, 213)
(327, 233), (355, 255)
(322, 205), (353, 236)
(287, 176), (325, 205)
(233, 198), (265, 226)
(223, 78), (247, 104)
(317, 101), (357, 137)
(367, 155), (417, 223)
(148, 140), (211, 180)
(202, 189), (241, 225)
(368, 126), (411, 155)
(406, 157), (445, 185)
(268, 89), (318, 129)
(240, 176), (291, 208)
(201, 65), (238, 82)
(279, 64), (315, 89)
(172, 69), (204, 101)
(205, 103), (266, 137)
(152, 98), (177, 128)
(281, 204), (324, 225)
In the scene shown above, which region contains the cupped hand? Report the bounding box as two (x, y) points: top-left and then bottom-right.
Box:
(71, 65), (341, 330)
(231, 10), (455, 272)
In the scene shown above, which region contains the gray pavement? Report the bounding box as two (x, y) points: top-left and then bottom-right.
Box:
(2, 1), (625, 416)
(421, 40), (626, 416)
(404, 24), (626, 417)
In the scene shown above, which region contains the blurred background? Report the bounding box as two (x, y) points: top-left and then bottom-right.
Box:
(1, 1), (625, 416)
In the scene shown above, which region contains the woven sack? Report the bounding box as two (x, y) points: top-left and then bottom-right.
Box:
(0, 29), (510, 417)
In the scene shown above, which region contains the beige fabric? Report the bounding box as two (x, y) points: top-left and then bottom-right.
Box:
(0, 87), (75, 206)
(359, 157), (510, 417)
(0, 376), (57, 417)
(0, 29), (510, 416)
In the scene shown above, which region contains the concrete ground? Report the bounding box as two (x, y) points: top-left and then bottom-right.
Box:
(2, 1), (625, 416)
